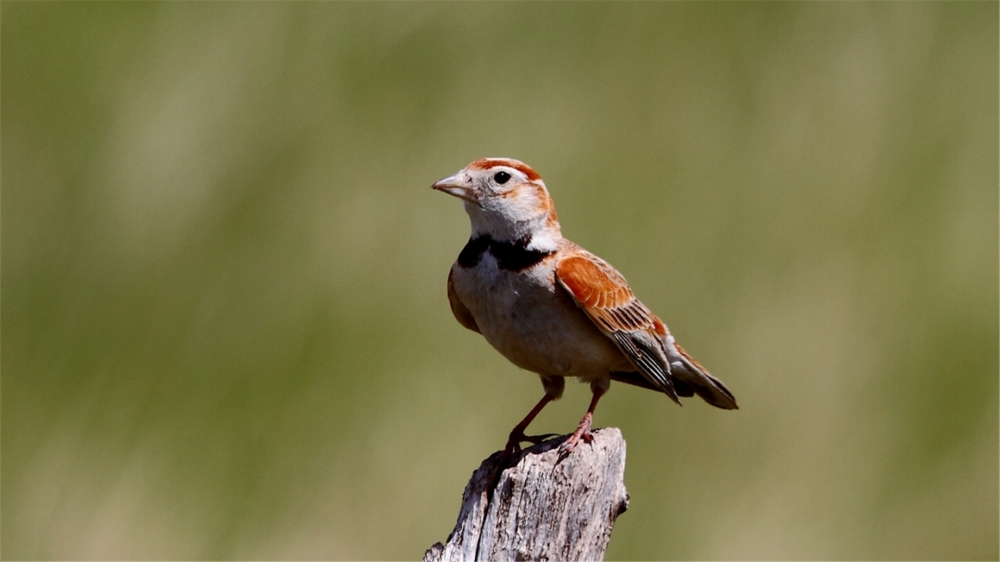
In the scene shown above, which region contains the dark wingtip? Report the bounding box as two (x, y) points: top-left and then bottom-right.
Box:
(665, 385), (682, 406)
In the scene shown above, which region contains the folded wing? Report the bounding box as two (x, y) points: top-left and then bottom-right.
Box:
(555, 246), (738, 410)
(555, 248), (682, 404)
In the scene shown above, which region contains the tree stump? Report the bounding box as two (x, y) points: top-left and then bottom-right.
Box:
(424, 428), (629, 562)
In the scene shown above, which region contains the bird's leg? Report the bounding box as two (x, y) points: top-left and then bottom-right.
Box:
(503, 393), (555, 458)
(558, 386), (607, 456)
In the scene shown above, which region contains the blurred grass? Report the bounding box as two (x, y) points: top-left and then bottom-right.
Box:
(2, 2), (997, 560)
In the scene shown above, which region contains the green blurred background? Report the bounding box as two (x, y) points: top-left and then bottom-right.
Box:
(3, 3), (997, 560)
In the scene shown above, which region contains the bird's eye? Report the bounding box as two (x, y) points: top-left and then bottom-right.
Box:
(494, 171), (511, 184)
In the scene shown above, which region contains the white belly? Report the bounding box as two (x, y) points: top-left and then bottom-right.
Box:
(450, 256), (629, 381)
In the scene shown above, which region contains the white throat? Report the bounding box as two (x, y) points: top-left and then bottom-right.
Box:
(464, 201), (561, 252)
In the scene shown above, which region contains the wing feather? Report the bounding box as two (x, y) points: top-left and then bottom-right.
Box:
(556, 249), (680, 403)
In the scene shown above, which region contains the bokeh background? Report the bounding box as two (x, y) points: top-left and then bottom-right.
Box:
(3, 3), (997, 560)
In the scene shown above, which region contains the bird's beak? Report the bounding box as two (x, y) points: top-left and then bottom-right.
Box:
(431, 172), (479, 206)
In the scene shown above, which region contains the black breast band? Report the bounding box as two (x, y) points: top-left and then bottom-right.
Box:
(457, 235), (554, 271)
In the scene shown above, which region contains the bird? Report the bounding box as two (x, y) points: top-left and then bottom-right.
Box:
(432, 158), (737, 457)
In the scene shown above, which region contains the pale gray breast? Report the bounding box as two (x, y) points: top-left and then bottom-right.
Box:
(452, 257), (627, 379)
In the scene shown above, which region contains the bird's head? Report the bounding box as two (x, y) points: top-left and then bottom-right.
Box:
(432, 158), (561, 246)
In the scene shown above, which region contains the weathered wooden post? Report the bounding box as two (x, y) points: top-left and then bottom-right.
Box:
(424, 428), (629, 562)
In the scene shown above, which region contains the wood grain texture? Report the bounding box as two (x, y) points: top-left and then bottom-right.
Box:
(424, 428), (629, 562)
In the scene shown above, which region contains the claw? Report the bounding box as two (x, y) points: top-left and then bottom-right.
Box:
(499, 394), (556, 461)
(503, 429), (556, 459)
(557, 412), (594, 456)
(532, 432), (560, 441)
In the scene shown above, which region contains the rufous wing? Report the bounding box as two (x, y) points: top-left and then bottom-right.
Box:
(555, 248), (681, 403)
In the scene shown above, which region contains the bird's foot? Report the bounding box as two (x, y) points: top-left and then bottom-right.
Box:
(557, 412), (595, 456)
(502, 428), (558, 460)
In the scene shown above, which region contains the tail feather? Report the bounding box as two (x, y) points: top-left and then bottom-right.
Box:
(672, 378), (696, 398)
(609, 340), (738, 410)
(670, 343), (738, 410)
